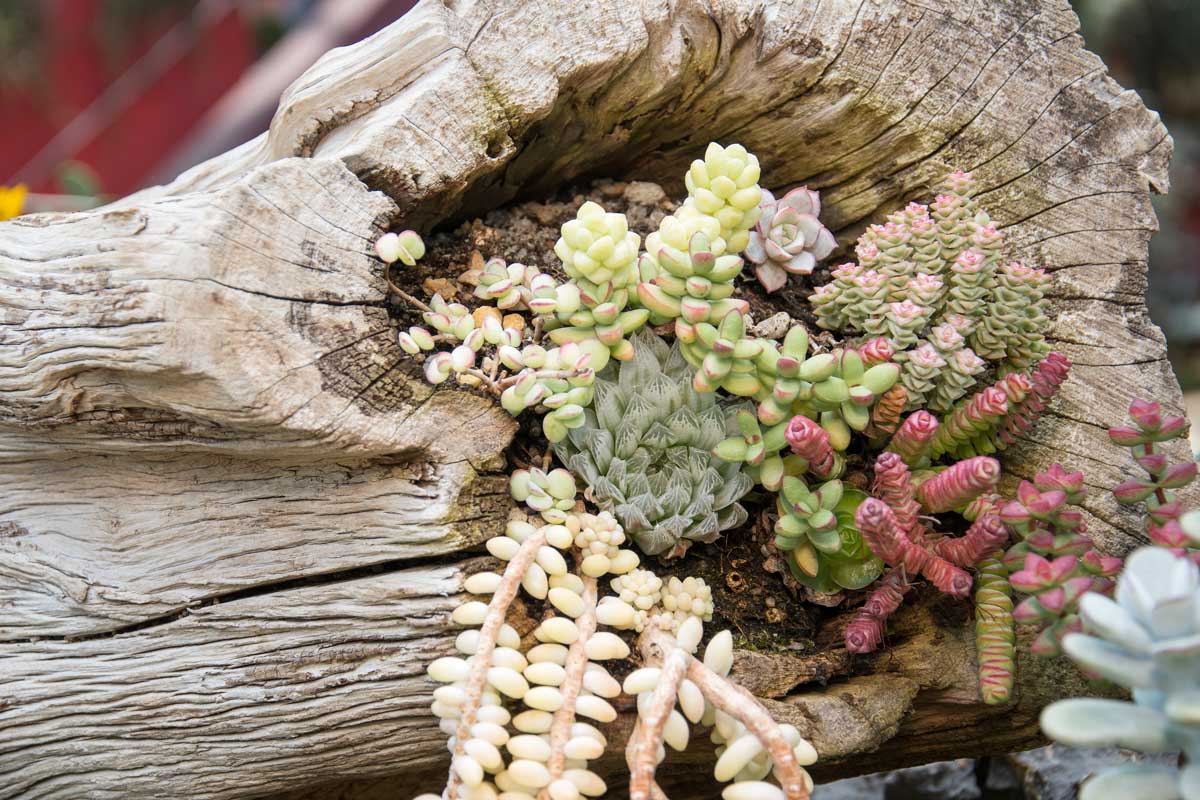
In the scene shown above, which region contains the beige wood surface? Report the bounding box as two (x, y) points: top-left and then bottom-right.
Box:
(1, 0), (1192, 797)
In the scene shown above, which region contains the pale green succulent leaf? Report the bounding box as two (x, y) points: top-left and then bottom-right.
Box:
(1041, 698), (1172, 752)
(1079, 764), (1182, 800)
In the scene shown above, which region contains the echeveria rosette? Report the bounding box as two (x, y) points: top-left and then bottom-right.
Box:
(775, 478), (882, 594)
(1041, 547), (1200, 800)
(1109, 398), (1200, 561)
(745, 187), (836, 292)
(554, 330), (752, 558)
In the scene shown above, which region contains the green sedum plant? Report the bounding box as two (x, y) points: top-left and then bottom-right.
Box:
(1041, 547), (1200, 800)
(554, 330), (753, 558)
(807, 171), (1051, 413)
(774, 478), (882, 593)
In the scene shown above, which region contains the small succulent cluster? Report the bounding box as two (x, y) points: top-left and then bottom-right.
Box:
(1109, 398), (1200, 562)
(808, 171), (1051, 412)
(844, 453), (1007, 653)
(1041, 547), (1200, 799)
(386, 276), (604, 443)
(966, 464), (1124, 706)
(710, 331), (901, 490)
(1000, 467), (1124, 655)
(744, 187), (836, 292)
(774, 478), (881, 594)
(553, 331), (753, 558)
(415, 465), (817, 800)
(643, 143), (763, 266)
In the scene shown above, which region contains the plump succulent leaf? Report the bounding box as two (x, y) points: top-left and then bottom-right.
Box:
(780, 486), (882, 593)
(1043, 547), (1200, 798)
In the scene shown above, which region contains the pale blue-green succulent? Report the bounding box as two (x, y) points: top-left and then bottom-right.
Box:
(1041, 547), (1200, 799)
(554, 330), (753, 557)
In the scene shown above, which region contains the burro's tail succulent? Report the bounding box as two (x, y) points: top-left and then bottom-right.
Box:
(1041, 547), (1200, 799)
(414, 464), (817, 800)
(554, 330), (753, 557)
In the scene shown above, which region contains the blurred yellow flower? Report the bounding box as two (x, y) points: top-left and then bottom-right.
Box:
(0, 184), (28, 221)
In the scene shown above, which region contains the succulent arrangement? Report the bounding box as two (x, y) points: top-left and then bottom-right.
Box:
(413, 469), (817, 800)
(374, 142), (1190, 798)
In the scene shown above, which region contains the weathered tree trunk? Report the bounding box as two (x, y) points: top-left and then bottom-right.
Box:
(0, 0), (1193, 797)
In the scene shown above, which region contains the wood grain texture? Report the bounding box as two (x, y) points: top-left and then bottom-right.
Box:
(0, 0), (1193, 797)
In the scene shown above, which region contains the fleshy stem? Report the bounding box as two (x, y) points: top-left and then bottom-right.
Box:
(845, 567), (910, 654)
(856, 498), (971, 597)
(932, 512), (1008, 567)
(625, 724), (669, 800)
(385, 260), (434, 312)
(915, 456), (1001, 513)
(445, 529), (547, 797)
(628, 648), (689, 800)
(675, 635), (812, 800)
(542, 575), (600, 793)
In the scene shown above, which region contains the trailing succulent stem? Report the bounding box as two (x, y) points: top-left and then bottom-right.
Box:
(415, 464), (816, 800)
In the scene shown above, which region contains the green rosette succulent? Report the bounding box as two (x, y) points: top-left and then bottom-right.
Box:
(774, 478), (882, 593)
(554, 330), (753, 557)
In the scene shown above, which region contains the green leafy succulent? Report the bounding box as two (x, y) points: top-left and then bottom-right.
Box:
(554, 330), (753, 557)
(774, 478), (882, 593)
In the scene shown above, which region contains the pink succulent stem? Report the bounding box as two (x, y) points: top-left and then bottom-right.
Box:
(785, 415), (836, 478)
(932, 513), (1009, 567)
(997, 353), (1070, 446)
(888, 411), (939, 466)
(872, 453), (922, 534)
(916, 456), (1001, 513)
(446, 529), (547, 797)
(845, 567), (910, 653)
(542, 576), (600, 793)
(857, 498), (972, 596)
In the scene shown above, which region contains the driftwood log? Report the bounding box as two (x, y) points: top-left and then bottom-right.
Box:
(1, 0), (1196, 797)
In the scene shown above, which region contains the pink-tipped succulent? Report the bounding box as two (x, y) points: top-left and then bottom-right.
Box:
(785, 414), (838, 478)
(745, 187), (837, 292)
(997, 466), (1123, 656)
(931, 353), (1070, 460)
(886, 409), (939, 467)
(1109, 398), (1199, 560)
